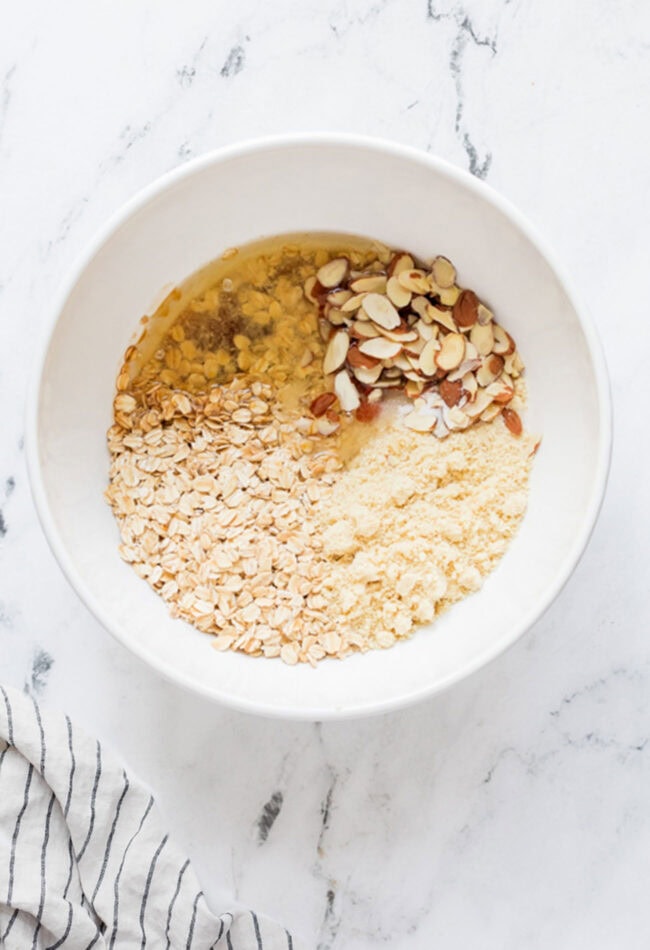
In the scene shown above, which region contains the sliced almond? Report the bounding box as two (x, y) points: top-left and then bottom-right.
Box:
(386, 276), (412, 308)
(435, 332), (466, 371)
(476, 354), (504, 387)
(446, 358), (482, 382)
(434, 417), (450, 439)
(439, 379), (464, 407)
(323, 330), (350, 375)
(431, 282), (461, 306)
(350, 321), (380, 339)
(367, 388), (383, 404)
(431, 256), (456, 289)
(492, 325), (516, 355)
(462, 371), (478, 398)
(426, 304), (457, 333)
(304, 276), (319, 304)
(317, 417), (340, 436)
(404, 338), (425, 359)
(359, 337), (402, 360)
(350, 274), (387, 294)
(443, 406), (470, 430)
(334, 370), (360, 412)
(403, 369), (425, 382)
(504, 350), (524, 377)
(341, 293), (367, 313)
(404, 410), (438, 432)
(405, 379), (425, 398)
(379, 327), (418, 343)
(410, 295), (430, 319)
(480, 403), (503, 423)
(390, 354), (410, 373)
(415, 320), (438, 343)
(464, 389), (494, 418)
(477, 303), (493, 325)
(470, 322), (494, 356)
(418, 338), (440, 377)
(310, 392), (337, 417)
(362, 293), (401, 330)
(352, 364), (383, 385)
(347, 345), (380, 369)
(327, 289), (353, 307)
(317, 257), (349, 289)
(503, 407), (523, 436)
(453, 289), (480, 328)
(387, 252), (414, 277)
(326, 308), (348, 326)
(486, 379), (515, 404)
(398, 269), (431, 294)
(464, 341), (479, 360)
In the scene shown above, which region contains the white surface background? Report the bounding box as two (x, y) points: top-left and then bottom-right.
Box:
(0, 2), (647, 947)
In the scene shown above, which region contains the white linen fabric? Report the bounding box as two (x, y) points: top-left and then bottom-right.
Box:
(0, 686), (297, 949)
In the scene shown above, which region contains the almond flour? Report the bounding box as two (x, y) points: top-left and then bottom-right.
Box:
(105, 233), (537, 664)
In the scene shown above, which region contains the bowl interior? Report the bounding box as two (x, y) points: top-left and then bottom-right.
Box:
(31, 140), (609, 718)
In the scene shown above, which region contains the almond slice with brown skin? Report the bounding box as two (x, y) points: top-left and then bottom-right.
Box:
(469, 322), (494, 356)
(504, 351), (524, 377)
(435, 332), (466, 371)
(481, 403), (503, 423)
(347, 345), (380, 369)
(426, 304), (458, 333)
(393, 353), (414, 372)
(362, 293), (401, 330)
(477, 303), (493, 325)
(323, 330), (350, 375)
(334, 370), (360, 412)
(379, 327), (419, 343)
(439, 379), (464, 407)
(304, 276), (319, 304)
(359, 337), (403, 360)
(350, 321), (380, 340)
(326, 308), (348, 326)
(430, 282), (461, 306)
(386, 276), (412, 308)
(453, 289), (479, 328)
(410, 295), (430, 319)
(327, 289), (353, 307)
(492, 325), (516, 355)
(418, 338), (440, 376)
(503, 407), (523, 435)
(310, 392), (337, 417)
(476, 354), (504, 387)
(464, 389), (494, 418)
(350, 274), (387, 294)
(317, 257), (349, 289)
(341, 293), (367, 313)
(446, 358), (482, 382)
(352, 364), (383, 385)
(398, 269), (431, 294)
(404, 338), (427, 358)
(431, 256), (456, 289)
(387, 252), (414, 276)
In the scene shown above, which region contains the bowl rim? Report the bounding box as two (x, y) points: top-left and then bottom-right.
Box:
(25, 132), (613, 720)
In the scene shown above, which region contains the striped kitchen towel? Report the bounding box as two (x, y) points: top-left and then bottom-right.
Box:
(0, 685), (298, 949)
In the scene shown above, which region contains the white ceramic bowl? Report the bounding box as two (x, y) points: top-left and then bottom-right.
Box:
(27, 135), (611, 720)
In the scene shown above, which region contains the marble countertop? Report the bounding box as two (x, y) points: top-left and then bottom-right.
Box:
(1, 1), (648, 946)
